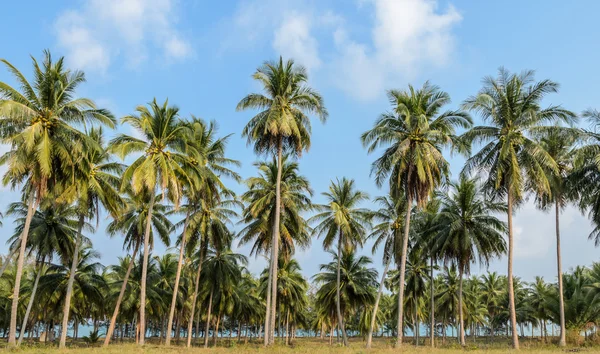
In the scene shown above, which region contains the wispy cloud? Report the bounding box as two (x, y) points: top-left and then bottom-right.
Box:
(54, 0), (192, 73)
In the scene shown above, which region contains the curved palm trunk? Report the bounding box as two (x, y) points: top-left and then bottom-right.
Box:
(396, 198), (412, 348)
(366, 258), (390, 348)
(555, 202), (566, 347)
(165, 211), (190, 346)
(507, 190), (520, 349)
(8, 192), (37, 347)
(430, 257), (435, 348)
(186, 241), (204, 347)
(268, 139), (284, 345)
(414, 289), (418, 346)
(204, 288), (214, 348)
(139, 194), (155, 346)
(336, 234), (349, 346)
(17, 255), (44, 346)
(104, 240), (140, 347)
(458, 266), (465, 346)
(0, 246), (18, 279)
(59, 214), (85, 348)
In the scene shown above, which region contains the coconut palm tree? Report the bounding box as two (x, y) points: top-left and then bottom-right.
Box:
(534, 127), (580, 346)
(185, 194), (240, 347)
(461, 68), (576, 349)
(313, 250), (377, 344)
(0, 51), (115, 346)
(57, 127), (124, 347)
(110, 99), (194, 345)
(164, 117), (240, 347)
(365, 193), (407, 348)
(6, 202), (82, 345)
(201, 243), (247, 348)
(103, 192), (172, 346)
(433, 176), (507, 346)
(238, 156), (313, 260)
(310, 178), (370, 346)
(479, 272), (505, 339)
(361, 82), (471, 347)
(237, 57), (327, 345)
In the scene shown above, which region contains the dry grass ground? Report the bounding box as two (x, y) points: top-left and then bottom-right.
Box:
(7, 337), (599, 353)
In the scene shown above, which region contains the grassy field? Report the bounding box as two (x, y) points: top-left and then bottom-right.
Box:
(7, 337), (598, 353)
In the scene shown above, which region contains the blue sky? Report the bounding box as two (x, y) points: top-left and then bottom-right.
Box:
(1, 0), (599, 282)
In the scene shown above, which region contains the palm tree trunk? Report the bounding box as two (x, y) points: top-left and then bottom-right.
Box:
(367, 258), (390, 348)
(336, 233), (349, 346)
(507, 189), (520, 349)
(414, 291), (419, 346)
(396, 198), (412, 348)
(555, 202), (566, 347)
(458, 266), (465, 346)
(104, 240), (140, 347)
(139, 193), (155, 346)
(187, 240), (204, 347)
(264, 239), (273, 346)
(268, 138), (284, 345)
(17, 255), (44, 346)
(59, 213), (85, 348)
(0, 246), (18, 279)
(430, 257), (435, 348)
(204, 289), (213, 348)
(213, 314), (220, 346)
(8, 192), (37, 347)
(165, 210), (190, 346)
(285, 308), (290, 346)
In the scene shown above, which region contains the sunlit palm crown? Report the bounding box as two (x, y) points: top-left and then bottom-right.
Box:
(461, 68), (576, 203)
(0, 50), (115, 199)
(237, 57), (327, 156)
(362, 82), (472, 204)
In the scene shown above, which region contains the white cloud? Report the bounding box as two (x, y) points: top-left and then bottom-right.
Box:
(273, 12), (321, 71)
(54, 0), (192, 73)
(223, 0), (462, 100)
(331, 0), (462, 100)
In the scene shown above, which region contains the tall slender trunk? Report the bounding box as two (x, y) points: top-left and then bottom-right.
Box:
(213, 314), (220, 346)
(268, 139), (284, 345)
(264, 236), (273, 346)
(507, 189), (520, 349)
(396, 198), (412, 348)
(414, 288), (419, 346)
(139, 194), (155, 346)
(555, 202), (566, 347)
(17, 255), (45, 346)
(458, 266), (465, 346)
(187, 240), (204, 347)
(8, 192), (37, 347)
(366, 258), (390, 348)
(59, 213), (85, 348)
(104, 241), (140, 346)
(204, 289), (214, 348)
(430, 257), (435, 348)
(0, 247), (18, 279)
(285, 308), (290, 346)
(336, 233), (349, 346)
(165, 211), (190, 346)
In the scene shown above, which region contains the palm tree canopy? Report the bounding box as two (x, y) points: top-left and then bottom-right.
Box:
(237, 57), (327, 156)
(433, 176), (507, 274)
(238, 156), (313, 259)
(362, 82), (472, 204)
(0, 50), (115, 199)
(461, 68), (576, 203)
(310, 177), (371, 252)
